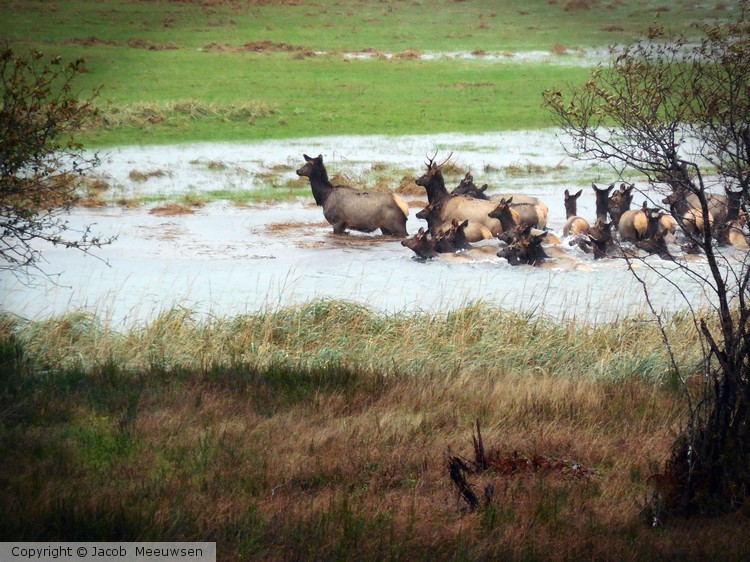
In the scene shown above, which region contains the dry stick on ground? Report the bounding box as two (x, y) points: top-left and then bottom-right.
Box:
(472, 418), (488, 471)
(447, 455), (478, 511)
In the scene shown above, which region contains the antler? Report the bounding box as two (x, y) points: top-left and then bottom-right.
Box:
(424, 151), (453, 170)
(438, 151), (453, 168)
(425, 150), (438, 169)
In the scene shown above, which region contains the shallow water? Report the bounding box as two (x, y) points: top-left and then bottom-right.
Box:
(0, 132), (728, 327)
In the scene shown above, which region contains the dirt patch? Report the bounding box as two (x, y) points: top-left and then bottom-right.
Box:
(265, 220), (328, 234)
(127, 38), (181, 50)
(66, 36), (119, 47)
(130, 169), (170, 182)
(202, 40), (311, 54)
(149, 203), (196, 216)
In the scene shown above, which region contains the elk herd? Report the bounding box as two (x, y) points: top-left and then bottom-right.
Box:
(296, 153), (749, 267)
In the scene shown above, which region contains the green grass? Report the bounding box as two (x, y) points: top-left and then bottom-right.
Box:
(1, 0), (733, 146)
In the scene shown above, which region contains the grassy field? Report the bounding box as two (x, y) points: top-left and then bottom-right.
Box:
(3, 1), (749, 559)
(5, 303), (749, 560)
(1, 0), (732, 145)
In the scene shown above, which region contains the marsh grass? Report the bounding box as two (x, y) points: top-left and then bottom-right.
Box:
(1, 302), (745, 558)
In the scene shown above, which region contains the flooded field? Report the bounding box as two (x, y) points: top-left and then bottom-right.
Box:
(0, 131), (724, 326)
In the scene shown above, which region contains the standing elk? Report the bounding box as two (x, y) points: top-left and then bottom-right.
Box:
(296, 154), (409, 237)
(562, 189), (590, 237)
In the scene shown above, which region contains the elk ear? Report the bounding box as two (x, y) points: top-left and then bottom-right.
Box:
(564, 189), (570, 197)
(574, 189), (582, 198)
(316, 154), (323, 162)
(506, 197), (513, 205)
(303, 153), (312, 161)
(461, 220), (469, 227)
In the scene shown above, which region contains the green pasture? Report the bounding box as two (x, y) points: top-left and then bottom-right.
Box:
(1, 0), (732, 146)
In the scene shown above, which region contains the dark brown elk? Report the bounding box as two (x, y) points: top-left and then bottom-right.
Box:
(496, 225), (549, 266)
(450, 172), (549, 228)
(416, 201), (493, 242)
(415, 156), (502, 236)
(635, 229), (673, 260)
(401, 227), (438, 259)
(618, 202), (663, 242)
(437, 219), (473, 252)
(577, 219), (614, 259)
(401, 220), (473, 259)
(592, 183), (614, 223)
(562, 189), (590, 237)
(297, 154), (409, 236)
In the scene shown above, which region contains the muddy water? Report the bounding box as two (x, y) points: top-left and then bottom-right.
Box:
(0, 132), (721, 326)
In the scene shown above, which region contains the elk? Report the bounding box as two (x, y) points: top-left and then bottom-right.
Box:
(451, 172), (549, 228)
(416, 201), (493, 242)
(401, 220), (474, 259)
(726, 210), (749, 249)
(618, 202), (664, 242)
(415, 155), (502, 236)
(592, 182), (614, 223)
(660, 167), (729, 243)
(562, 189), (590, 237)
(487, 196), (553, 238)
(635, 229), (673, 260)
(607, 183), (634, 228)
(296, 154), (409, 236)
(401, 227), (437, 259)
(662, 191), (715, 247)
(578, 218), (614, 259)
(496, 225), (549, 266)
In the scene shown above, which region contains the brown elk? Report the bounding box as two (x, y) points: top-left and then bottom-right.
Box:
(415, 155), (502, 236)
(635, 229), (673, 260)
(660, 167), (730, 243)
(726, 210), (749, 249)
(416, 201), (493, 242)
(451, 172), (549, 228)
(618, 202), (663, 242)
(297, 154), (409, 236)
(607, 183), (634, 228)
(562, 189), (590, 237)
(487, 197), (547, 233)
(662, 191), (714, 246)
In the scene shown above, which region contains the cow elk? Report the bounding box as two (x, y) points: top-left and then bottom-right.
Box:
(562, 189), (590, 237)
(297, 154), (409, 237)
